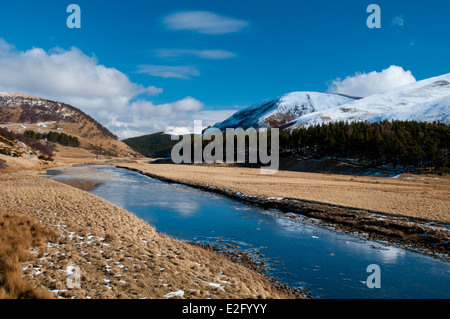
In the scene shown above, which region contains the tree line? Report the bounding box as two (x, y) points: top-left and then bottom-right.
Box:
(121, 121), (449, 174)
(24, 130), (80, 148)
(0, 127), (54, 158)
(279, 120), (449, 172)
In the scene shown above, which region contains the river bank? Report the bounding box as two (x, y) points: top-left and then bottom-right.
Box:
(0, 168), (307, 299)
(116, 163), (450, 258)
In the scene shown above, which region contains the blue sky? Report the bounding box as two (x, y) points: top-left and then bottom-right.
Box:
(0, 0), (449, 137)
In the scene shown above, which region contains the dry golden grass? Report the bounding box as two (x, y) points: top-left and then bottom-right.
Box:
(121, 162), (450, 223)
(0, 212), (57, 299)
(0, 170), (297, 299)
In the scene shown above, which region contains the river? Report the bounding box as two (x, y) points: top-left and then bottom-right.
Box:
(47, 165), (450, 299)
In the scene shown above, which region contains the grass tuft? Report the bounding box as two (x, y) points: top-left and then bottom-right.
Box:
(0, 211), (57, 299)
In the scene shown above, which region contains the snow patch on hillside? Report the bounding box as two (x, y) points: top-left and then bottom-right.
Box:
(214, 92), (358, 130)
(214, 73), (450, 131)
(290, 73), (450, 128)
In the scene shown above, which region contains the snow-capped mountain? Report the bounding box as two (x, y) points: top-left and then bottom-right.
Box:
(213, 92), (360, 130)
(289, 73), (450, 128)
(214, 73), (450, 131)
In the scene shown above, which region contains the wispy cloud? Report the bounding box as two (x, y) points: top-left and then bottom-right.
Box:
(154, 49), (236, 60)
(136, 65), (200, 79)
(392, 15), (405, 27)
(163, 11), (248, 35)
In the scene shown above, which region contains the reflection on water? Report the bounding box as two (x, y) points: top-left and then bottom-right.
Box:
(46, 169), (63, 176)
(48, 165), (450, 299)
(57, 179), (102, 191)
(168, 200), (200, 216)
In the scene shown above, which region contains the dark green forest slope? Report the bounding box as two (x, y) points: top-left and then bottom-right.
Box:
(123, 132), (179, 158)
(280, 121), (449, 172)
(123, 121), (449, 173)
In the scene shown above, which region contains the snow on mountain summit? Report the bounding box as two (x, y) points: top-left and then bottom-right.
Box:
(0, 92), (44, 101)
(213, 92), (359, 130)
(214, 73), (450, 131)
(290, 73), (450, 128)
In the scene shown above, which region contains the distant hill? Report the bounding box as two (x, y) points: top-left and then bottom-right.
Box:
(123, 132), (179, 158)
(0, 92), (141, 159)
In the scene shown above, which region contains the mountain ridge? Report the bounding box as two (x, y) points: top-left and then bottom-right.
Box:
(213, 92), (360, 131)
(213, 73), (450, 131)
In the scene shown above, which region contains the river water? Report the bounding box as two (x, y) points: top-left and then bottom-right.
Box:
(48, 165), (450, 299)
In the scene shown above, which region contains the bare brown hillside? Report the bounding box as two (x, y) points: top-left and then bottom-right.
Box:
(0, 92), (142, 160)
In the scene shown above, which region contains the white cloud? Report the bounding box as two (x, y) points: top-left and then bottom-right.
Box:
(163, 11), (248, 35)
(0, 41), (161, 99)
(328, 65), (416, 97)
(108, 98), (237, 138)
(136, 65), (200, 79)
(0, 39), (235, 139)
(164, 109), (238, 135)
(0, 38), (14, 56)
(154, 49), (236, 60)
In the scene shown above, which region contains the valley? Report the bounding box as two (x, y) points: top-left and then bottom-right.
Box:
(0, 73), (449, 299)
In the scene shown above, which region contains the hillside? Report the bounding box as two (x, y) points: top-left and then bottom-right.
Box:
(214, 73), (450, 131)
(280, 121), (450, 174)
(213, 92), (359, 130)
(0, 92), (142, 160)
(123, 132), (180, 158)
(289, 73), (450, 129)
(0, 125), (57, 170)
